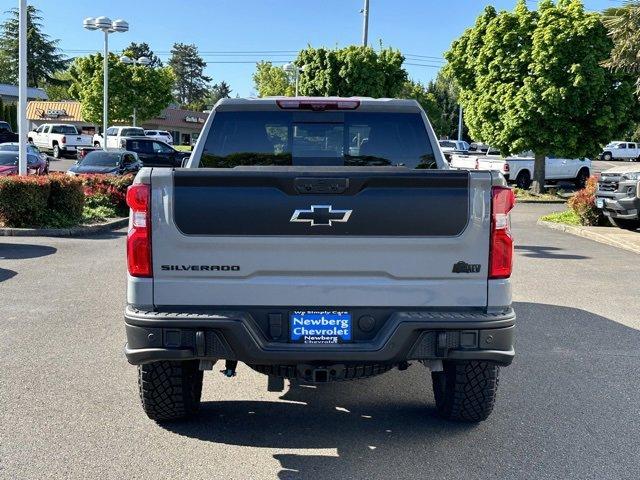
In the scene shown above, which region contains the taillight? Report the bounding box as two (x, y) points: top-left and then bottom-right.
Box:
(489, 186), (516, 279)
(126, 184), (152, 277)
(475, 159), (480, 170)
(503, 163), (510, 173)
(61, 136), (66, 144)
(276, 99), (360, 111)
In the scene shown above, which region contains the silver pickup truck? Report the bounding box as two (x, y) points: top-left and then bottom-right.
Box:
(124, 97), (516, 423)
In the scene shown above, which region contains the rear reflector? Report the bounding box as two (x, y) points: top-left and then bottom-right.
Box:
(126, 184), (152, 277)
(276, 99), (360, 111)
(489, 186), (516, 279)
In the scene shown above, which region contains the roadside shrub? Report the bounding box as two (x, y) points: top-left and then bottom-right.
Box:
(0, 176), (50, 227)
(48, 173), (85, 227)
(82, 174), (134, 216)
(568, 176), (605, 226)
(83, 204), (118, 223)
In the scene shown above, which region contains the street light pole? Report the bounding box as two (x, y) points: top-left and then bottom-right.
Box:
(361, 0), (370, 47)
(458, 105), (463, 142)
(83, 16), (128, 151)
(18, 0), (27, 175)
(103, 30), (109, 150)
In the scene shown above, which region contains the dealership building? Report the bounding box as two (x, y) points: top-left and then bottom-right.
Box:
(26, 100), (208, 145)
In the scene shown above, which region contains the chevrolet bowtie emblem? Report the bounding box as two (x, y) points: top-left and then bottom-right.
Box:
(290, 205), (353, 226)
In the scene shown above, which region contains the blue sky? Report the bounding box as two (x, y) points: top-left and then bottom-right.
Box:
(6, 0), (618, 97)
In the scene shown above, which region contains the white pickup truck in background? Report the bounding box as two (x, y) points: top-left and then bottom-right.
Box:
(600, 141), (640, 162)
(450, 150), (592, 189)
(28, 124), (93, 159)
(93, 126), (147, 149)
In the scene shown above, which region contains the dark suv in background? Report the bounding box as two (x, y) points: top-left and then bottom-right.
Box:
(122, 138), (190, 167)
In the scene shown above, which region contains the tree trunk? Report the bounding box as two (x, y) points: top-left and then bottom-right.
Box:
(531, 152), (546, 194)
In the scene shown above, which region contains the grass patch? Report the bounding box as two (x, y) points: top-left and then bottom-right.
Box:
(174, 145), (193, 152)
(82, 204), (118, 224)
(540, 210), (581, 226)
(513, 187), (567, 202)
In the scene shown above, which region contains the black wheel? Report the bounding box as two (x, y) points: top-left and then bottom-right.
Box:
(608, 217), (640, 231)
(94, 141), (101, 148)
(431, 360), (500, 422)
(515, 170), (531, 189)
(138, 360), (203, 421)
(574, 168), (590, 189)
(603, 152), (612, 161)
(52, 144), (61, 159)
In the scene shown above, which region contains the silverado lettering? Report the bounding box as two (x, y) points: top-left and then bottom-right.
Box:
(161, 265), (240, 271)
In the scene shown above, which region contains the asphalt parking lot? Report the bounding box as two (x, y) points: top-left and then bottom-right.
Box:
(1, 203), (639, 480)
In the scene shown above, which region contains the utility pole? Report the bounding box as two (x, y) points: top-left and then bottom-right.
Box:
(18, 0), (27, 175)
(361, 0), (370, 47)
(458, 105), (463, 142)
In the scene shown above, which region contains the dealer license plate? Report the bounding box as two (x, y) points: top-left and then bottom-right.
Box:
(290, 311), (352, 344)
(596, 198), (604, 209)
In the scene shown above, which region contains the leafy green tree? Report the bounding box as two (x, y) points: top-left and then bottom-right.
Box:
(206, 81), (233, 106)
(43, 70), (74, 101)
(401, 80), (446, 135)
(297, 46), (407, 97)
(123, 42), (163, 68)
(168, 43), (211, 106)
(252, 61), (294, 97)
(426, 70), (465, 140)
(0, 6), (69, 87)
(446, 0), (636, 192)
(68, 53), (174, 125)
(253, 47), (407, 98)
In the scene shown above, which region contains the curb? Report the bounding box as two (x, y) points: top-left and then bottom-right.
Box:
(537, 219), (640, 255)
(517, 199), (566, 204)
(0, 217), (128, 237)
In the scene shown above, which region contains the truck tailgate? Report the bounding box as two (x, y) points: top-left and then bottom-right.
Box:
(150, 168), (492, 308)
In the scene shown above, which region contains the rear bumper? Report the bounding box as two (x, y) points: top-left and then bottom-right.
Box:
(124, 306), (516, 366)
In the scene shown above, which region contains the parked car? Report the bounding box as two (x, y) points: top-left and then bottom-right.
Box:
(144, 130), (174, 145)
(77, 146), (98, 160)
(439, 140), (469, 153)
(121, 138), (190, 167)
(450, 150), (591, 189)
(124, 97), (516, 423)
(93, 126), (146, 149)
(596, 165), (640, 231)
(0, 121), (19, 144)
(0, 142), (48, 174)
(600, 141), (640, 162)
(28, 124), (93, 159)
(67, 150), (142, 176)
(438, 140), (470, 162)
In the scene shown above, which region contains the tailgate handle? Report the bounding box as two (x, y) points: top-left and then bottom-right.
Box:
(294, 177), (349, 194)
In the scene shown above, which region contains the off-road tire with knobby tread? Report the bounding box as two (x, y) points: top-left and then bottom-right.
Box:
(138, 360), (203, 421)
(431, 360), (499, 422)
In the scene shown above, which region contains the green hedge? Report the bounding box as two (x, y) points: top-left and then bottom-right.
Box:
(0, 174), (84, 228)
(0, 173), (135, 229)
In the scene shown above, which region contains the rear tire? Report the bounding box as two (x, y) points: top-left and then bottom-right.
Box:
(431, 360), (500, 422)
(574, 168), (590, 189)
(603, 152), (612, 161)
(515, 170), (531, 190)
(608, 217), (640, 231)
(138, 360), (203, 421)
